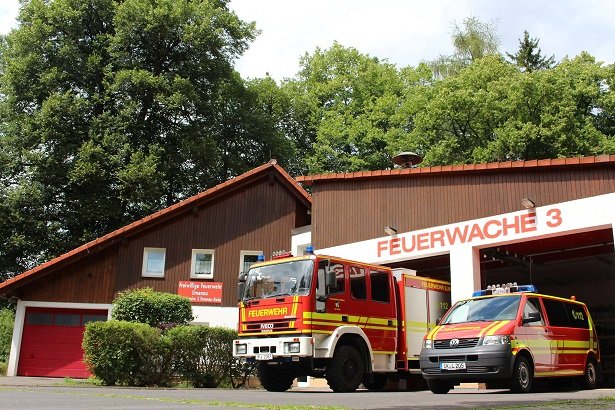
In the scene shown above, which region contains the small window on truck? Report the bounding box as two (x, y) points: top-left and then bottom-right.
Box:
(349, 266), (367, 300)
(542, 299), (571, 327)
(369, 270), (390, 303)
(564, 302), (589, 329)
(523, 298), (545, 327)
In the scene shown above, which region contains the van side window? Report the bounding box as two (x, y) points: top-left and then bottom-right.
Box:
(564, 303), (589, 329)
(523, 298), (545, 327)
(349, 266), (367, 300)
(370, 270), (390, 303)
(542, 299), (570, 327)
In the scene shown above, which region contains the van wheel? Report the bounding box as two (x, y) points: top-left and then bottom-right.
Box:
(326, 345), (364, 392)
(582, 358), (598, 390)
(509, 356), (533, 393)
(363, 373), (388, 390)
(427, 379), (452, 394)
(257, 363), (294, 392)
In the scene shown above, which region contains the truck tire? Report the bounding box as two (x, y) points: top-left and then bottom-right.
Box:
(326, 345), (364, 392)
(582, 358), (598, 390)
(257, 362), (294, 392)
(427, 379), (452, 394)
(362, 373), (388, 390)
(509, 356), (533, 393)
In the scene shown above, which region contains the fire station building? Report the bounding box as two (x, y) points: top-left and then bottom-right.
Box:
(1, 155), (615, 379)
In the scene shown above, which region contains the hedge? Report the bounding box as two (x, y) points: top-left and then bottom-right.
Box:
(0, 309), (15, 364)
(111, 288), (193, 328)
(83, 321), (243, 387)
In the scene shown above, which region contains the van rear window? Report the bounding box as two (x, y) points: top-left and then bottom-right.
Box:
(543, 299), (589, 329)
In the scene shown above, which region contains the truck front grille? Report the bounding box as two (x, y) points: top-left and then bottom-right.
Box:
(434, 338), (479, 349)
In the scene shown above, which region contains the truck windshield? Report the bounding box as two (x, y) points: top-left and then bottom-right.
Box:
(242, 260), (314, 301)
(442, 295), (521, 324)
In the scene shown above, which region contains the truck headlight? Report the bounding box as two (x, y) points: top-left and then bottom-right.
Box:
(482, 335), (510, 345)
(284, 342), (301, 354)
(236, 344), (247, 355)
(424, 339), (433, 349)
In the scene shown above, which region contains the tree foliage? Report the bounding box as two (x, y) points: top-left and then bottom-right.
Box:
(0, 0), (292, 278)
(507, 30), (556, 72)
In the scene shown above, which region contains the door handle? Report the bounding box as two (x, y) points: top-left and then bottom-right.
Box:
(342, 315), (348, 322)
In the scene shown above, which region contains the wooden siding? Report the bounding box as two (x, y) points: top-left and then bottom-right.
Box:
(311, 165), (615, 249)
(115, 176), (303, 306)
(18, 247), (117, 303)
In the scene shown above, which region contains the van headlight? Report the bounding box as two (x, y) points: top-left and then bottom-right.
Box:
(236, 344), (247, 355)
(482, 335), (510, 345)
(424, 339), (433, 349)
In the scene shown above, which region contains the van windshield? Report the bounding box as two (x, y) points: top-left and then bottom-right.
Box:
(442, 295), (521, 324)
(242, 260), (314, 301)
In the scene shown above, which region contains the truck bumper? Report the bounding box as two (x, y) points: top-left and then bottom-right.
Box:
(233, 336), (314, 360)
(419, 344), (515, 382)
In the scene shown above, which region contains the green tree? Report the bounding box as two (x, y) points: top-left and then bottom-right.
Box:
(0, 0), (260, 277)
(397, 54), (615, 165)
(284, 42), (411, 173)
(507, 30), (555, 72)
(430, 16), (501, 78)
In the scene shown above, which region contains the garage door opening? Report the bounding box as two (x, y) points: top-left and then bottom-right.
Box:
(18, 307), (108, 378)
(480, 228), (615, 384)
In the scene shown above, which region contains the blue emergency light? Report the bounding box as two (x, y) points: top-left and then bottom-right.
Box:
(257, 254), (265, 262)
(305, 245), (314, 254)
(472, 283), (537, 297)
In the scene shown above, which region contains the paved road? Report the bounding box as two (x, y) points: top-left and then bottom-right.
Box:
(1, 384), (615, 410)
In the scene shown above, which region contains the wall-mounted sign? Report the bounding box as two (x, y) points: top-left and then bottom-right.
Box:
(178, 281), (223, 304)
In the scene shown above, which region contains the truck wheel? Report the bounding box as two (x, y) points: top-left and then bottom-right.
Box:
(509, 356), (533, 393)
(257, 363), (294, 392)
(362, 373), (388, 390)
(326, 345), (364, 392)
(582, 358), (598, 390)
(427, 379), (452, 394)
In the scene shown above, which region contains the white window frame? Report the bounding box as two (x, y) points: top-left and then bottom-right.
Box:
(142, 247), (166, 278)
(190, 249), (215, 279)
(239, 250), (263, 274)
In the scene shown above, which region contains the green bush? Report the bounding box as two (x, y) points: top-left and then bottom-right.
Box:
(167, 326), (239, 388)
(0, 309), (15, 363)
(82, 320), (174, 386)
(111, 288), (193, 327)
(0, 361), (7, 376)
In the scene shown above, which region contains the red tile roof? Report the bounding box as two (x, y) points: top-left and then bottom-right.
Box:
(295, 155), (615, 185)
(0, 162), (311, 293)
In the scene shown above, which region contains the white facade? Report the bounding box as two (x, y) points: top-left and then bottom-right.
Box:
(319, 192), (615, 303)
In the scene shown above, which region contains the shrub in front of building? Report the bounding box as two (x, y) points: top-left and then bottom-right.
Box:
(83, 321), (240, 387)
(82, 320), (174, 386)
(0, 308), (15, 372)
(111, 287), (194, 328)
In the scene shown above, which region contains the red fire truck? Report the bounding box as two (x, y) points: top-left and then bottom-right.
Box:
(233, 247), (450, 392)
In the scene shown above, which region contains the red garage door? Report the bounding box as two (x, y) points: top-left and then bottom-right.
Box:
(18, 307), (108, 378)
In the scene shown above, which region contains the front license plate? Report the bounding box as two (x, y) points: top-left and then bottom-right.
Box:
(255, 353), (273, 361)
(440, 362), (466, 371)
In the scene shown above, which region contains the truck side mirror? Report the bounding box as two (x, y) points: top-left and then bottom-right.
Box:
(237, 272), (247, 301)
(522, 311), (541, 324)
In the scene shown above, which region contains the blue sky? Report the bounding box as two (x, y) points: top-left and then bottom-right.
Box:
(2, 0), (614, 81)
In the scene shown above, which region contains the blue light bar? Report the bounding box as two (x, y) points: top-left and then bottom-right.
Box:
(257, 254), (265, 262)
(305, 245), (314, 254)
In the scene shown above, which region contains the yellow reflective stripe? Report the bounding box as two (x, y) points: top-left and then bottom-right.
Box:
(239, 330), (312, 336)
(486, 320), (510, 336)
(427, 325), (441, 339)
(564, 340), (590, 349)
(373, 351), (396, 355)
(289, 296), (299, 328)
(406, 320), (429, 330)
(479, 321), (501, 337)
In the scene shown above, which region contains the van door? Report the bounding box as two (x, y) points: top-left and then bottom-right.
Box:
(518, 297), (552, 376)
(541, 298), (573, 375)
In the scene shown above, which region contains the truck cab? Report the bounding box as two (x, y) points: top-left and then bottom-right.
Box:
(233, 252), (399, 392)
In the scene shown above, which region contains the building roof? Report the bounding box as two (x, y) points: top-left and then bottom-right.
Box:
(296, 155), (615, 186)
(0, 161), (311, 293)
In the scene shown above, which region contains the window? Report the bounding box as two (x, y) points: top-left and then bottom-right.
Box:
(142, 247), (166, 277)
(191, 249), (214, 279)
(542, 299), (570, 327)
(26, 312), (53, 326)
(55, 313), (81, 327)
(240, 250), (262, 274)
(349, 266), (366, 300)
(523, 298), (545, 327)
(370, 270), (390, 303)
(330, 262), (345, 295)
(564, 302), (589, 329)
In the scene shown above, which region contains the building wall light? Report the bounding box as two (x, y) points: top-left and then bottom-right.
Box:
(384, 226), (398, 236)
(521, 198), (535, 209)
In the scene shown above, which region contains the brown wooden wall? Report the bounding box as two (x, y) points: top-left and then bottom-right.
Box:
(17, 173), (309, 307)
(311, 165), (615, 249)
(18, 247), (117, 303)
